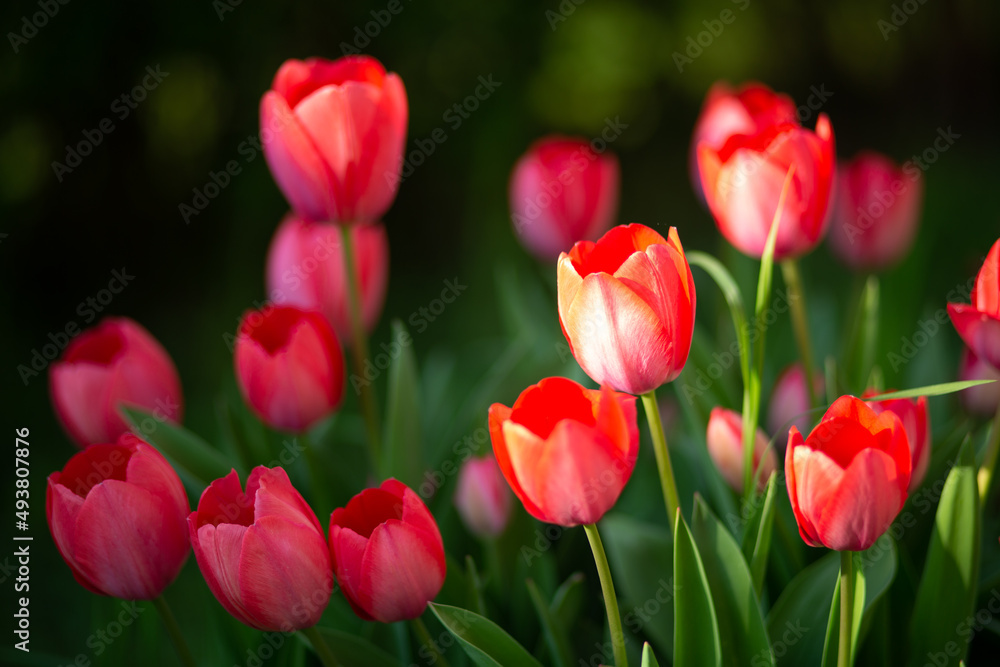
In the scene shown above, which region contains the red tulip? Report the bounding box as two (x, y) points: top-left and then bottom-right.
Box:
(329, 479), (445, 623)
(949, 239), (1000, 370)
(697, 109), (835, 261)
(266, 214), (389, 345)
(189, 467), (332, 631)
(454, 454), (513, 538)
(47, 434), (189, 599)
(690, 82), (798, 203)
(557, 224), (696, 396)
(488, 377), (639, 526)
(234, 305), (344, 432)
(767, 363), (822, 437)
(509, 136), (620, 261)
(786, 395), (911, 551)
(706, 407), (777, 493)
(958, 348), (1000, 417)
(863, 390), (931, 491)
(828, 152), (923, 271)
(50, 317), (183, 448)
(261, 56), (408, 224)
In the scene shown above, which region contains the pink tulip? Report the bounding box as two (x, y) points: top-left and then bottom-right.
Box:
(454, 454), (513, 538)
(50, 317), (183, 448)
(863, 390), (931, 491)
(767, 363), (821, 437)
(949, 238), (1000, 370)
(706, 407), (777, 493)
(958, 348), (1000, 417)
(261, 56), (408, 224)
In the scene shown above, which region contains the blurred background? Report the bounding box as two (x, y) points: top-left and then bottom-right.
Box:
(2, 0), (999, 664)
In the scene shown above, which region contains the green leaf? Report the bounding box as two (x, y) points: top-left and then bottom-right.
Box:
(526, 578), (573, 667)
(550, 572), (586, 633)
(687, 250), (751, 386)
(429, 603), (543, 667)
(121, 406), (231, 487)
(766, 551), (839, 665)
(382, 320), (423, 488)
(309, 628), (398, 667)
(674, 513), (723, 667)
(691, 497), (774, 667)
(908, 438), (981, 666)
(741, 472), (778, 594)
(642, 642), (662, 667)
(863, 380), (996, 402)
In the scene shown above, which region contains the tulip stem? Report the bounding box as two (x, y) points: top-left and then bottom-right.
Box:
(411, 615), (451, 667)
(781, 259), (819, 409)
(339, 223), (383, 475)
(584, 523), (628, 667)
(977, 404), (1000, 502)
(152, 596), (196, 667)
(641, 391), (681, 532)
(300, 625), (341, 667)
(838, 550), (855, 667)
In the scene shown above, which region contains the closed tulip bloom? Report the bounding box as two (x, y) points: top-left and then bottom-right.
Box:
(863, 390), (931, 491)
(767, 363), (822, 437)
(557, 224), (696, 396)
(706, 407), (777, 493)
(697, 114), (835, 261)
(189, 467), (332, 631)
(509, 136), (620, 261)
(266, 214), (389, 345)
(50, 317), (183, 448)
(454, 454), (513, 538)
(958, 348), (1000, 417)
(786, 396), (911, 551)
(949, 239), (1000, 370)
(488, 377), (639, 526)
(47, 434), (189, 599)
(329, 479), (446, 623)
(261, 56), (408, 224)
(234, 305), (344, 432)
(828, 152), (923, 271)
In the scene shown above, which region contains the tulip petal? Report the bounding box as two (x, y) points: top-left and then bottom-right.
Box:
(352, 73), (408, 223)
(49, 362), (116, 446)
(790, 445), (845, 547)
(329, 525), (374, 620)
(359, 521), (445, 622)
(46, 478), (103, 594)
(949, 303), (1000, 370)
(974, 240), (1000, 316)
(125, 441), (189, 518)
(192, 521), (259, 627)
(253, 467), (324, 533)
(498, 421), (551, 522)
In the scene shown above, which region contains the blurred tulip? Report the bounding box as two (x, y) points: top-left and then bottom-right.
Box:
(557, 224), (696, 396)
(234, 305), (344, 432)
(958, 348), (1000, 417)
(50, 317), (183, 448)
(189, 467), (332, 631)
(767, 363), (822, 437)
(488, 377), (639, 526)
(828, 152), (923, 271)
(706, 407), (777, 493)
(329, 479), (445, 623)
(949, 238), (1000, 370)
(261, 55), (408, 224)
(454, 454), (512, 538)
(509, 136), (620, 261)
(786, 395), (910, 551)
(266, 214), (389, 345)
(863, 390), (931, 491)
(47, 434), (189, 599)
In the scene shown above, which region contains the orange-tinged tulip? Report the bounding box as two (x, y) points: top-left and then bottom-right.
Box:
(949, 238), (1000, 370)
(862, 390), (930, 492)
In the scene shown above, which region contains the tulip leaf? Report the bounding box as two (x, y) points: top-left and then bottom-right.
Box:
(687, 251), (750, 387)
(862, 380), (996, 402)
(382, 319), (424, 488)
(674, 513), (723, 667)
(642, 642), (662, 667)
(766, 550), (839, 665)
(819, 555), (866, 667)
(309, 627), (398, 667)
(526, 578), (574, 667)
(429, 603), (543, 667)
(550, 572), (586, 633)
(741, 472), (778, 594)
(121, 406), (232, 487)
(908, 438), (981, 667)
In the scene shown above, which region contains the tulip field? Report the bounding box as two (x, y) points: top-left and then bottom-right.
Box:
(4, 2), (1000, 667)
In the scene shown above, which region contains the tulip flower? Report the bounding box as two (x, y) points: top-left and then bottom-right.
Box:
(706, 407), (777, 493)
(509, 136), (620, 261)
(188, 467), (332, 631)
(234, 305), (345, 432)
(261, 55), (408, 224)
(50, 317), (183, 448)
(828, 152), (923, 271)
(949, 238), (1000, 370)
(488, 377), (639, 526)
(454, 454), (513, 538)
(862, 390), (930, 491)
(47, 434), (190, 599)
(958, 348), (1000, 417)
(329, 479), (445, 623)
(786, 395), (911, 551)
(767, 363), (822, 437)
(557, 224), (696, 396)
(266, 214), (389, 345)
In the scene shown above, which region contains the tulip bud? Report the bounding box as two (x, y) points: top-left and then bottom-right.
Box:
(234, 305), (345, 432)
(49, 317), (183, 448)
(863, 390), (931, 491)
(767, 363), (822, 437)
(557, 224), (696, 396)
(454, 455), (512, 538)
(949, 238), (1000, 370)
(261, 56), (408, 224)
(329, 479), (446, 623)
(786, 396), (911, 551)
(488, 377), (639, 526)
(266, 215), (389, 345)
(47, 434), (190, 599)
(188, 467), (332, 631)
(958, 348), (1000, 417)
(509, 136), (620, 261)
(706, 407), (777, 493)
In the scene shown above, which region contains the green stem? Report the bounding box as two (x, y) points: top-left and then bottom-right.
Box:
(640, 390), (681, 531)
(977, 403), (1000, 503)
(781, 259), (819, 408)
(300, 625), (341, 667)
(300, 432), (331, 517)
(838, 550), (855, 667)
(411, 615), (451, 667)
(339, 223), (383, 476)
(584, 523), (628, 667)
(152, 596), (196, 667)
